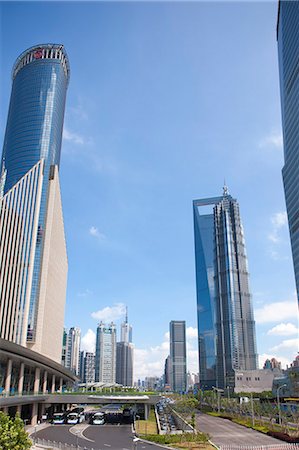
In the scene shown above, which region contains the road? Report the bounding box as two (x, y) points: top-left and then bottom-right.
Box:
(32, 423), (165, 450)
(196, 412), (285, 447)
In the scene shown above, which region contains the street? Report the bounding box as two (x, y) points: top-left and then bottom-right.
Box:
(32, 423), (166, 450)
(196, 412), (286, 447)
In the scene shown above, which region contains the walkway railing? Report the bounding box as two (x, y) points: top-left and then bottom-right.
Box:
(219, 445), (299, 450)
(34, 437), (95, 450)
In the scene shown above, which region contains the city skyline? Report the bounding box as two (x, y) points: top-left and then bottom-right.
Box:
(1, 1), (298, 381)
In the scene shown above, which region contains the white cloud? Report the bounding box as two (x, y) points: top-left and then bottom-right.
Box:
(267, 323), (299, 337)
(255, 300), (298, 324)
(258, 353), (291, 370)
(259, 131), (283, 150)
(186, 326), (198, 339)
(63, 126), (86, 145)
(77, 289), (93, 298)
(270, 338), (299, 353)
(89, 226), (107, 242)
(81, 329), (96, 353)
(91, 303), (126, 322)
(268, 211), (288, 244)
(133, 329), (198, 380)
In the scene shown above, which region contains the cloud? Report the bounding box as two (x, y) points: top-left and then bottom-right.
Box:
(255, 300), (298, 324)
(133, 329), (199, 380)
(186, 326), (198, 339)
(89, 226), (107, 242)
(63, 126), (87, 145)
(77, 289), (93, 298)
(91, 303), (126, 322)
(81, 329), (96, 353)
(259, 131), (283, 150)
(268, 211), (288, 244)
(270, 338), (299, 353)
(267, 323), (299, 337)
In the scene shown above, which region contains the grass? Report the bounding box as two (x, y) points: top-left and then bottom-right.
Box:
(136, 408), (158, 434)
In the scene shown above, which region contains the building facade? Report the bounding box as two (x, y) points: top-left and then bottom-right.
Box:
(83, 352), (95, 384)
(0, 44), (69, 363)
(169, 320), (187, 393)
(277, 1), (299, 305)
(65, 327), (81, 376)
(95, 322), (116, 383)
(193, 188), (257, 390)
(116, 342), (133, 387)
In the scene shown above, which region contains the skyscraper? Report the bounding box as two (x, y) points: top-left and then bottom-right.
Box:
(121, 307), (133, 343)
(95, 322), (116, 383)
(116, 310), (133, 386)
(193, 187), (257, 389)
(66, 327), (81, 376)
(0, 44), (69, 363)
(277, 1), (299, 305)
(169, 320), (187, 393)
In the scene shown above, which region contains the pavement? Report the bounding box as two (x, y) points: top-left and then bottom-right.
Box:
(196, 412), (286, 447)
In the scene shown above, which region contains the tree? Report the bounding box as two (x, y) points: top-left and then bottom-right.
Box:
(0, 412), (31, 450)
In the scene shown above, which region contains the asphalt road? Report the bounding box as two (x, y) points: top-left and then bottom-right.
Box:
(33, 423), (165, 450)
(196, 412), (285, 447)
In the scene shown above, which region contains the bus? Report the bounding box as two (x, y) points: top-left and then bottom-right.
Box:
(52, 412), (68, 424)
(66, 408), (85, 424)
(90, 411), (105, 425)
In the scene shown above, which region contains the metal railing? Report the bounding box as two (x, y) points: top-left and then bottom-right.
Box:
(33, 437), (96, 450)
(219, 445), (299, 450)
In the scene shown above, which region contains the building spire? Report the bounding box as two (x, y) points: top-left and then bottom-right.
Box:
(223, 179), (229, 196)
(125, 306), (128, 324)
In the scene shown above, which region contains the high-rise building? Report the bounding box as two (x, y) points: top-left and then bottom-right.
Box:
(95, 322), (116, 383)
(169, 320), (187, 393)
(116, 310), (133, 386)
(116, 342), (133, 386)
(164, 355), (172, 389)
(61, 328), (68, 366)
(193, 187), (258, 389)
(0, 44), (69, 363)
(277, 1), (299, 305)
(83, 352), (95, 384)
(121, 307), (132, 343)
(66, 327), (81, 376)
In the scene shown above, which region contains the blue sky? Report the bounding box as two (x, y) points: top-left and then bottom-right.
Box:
(1, 1), (298, 380)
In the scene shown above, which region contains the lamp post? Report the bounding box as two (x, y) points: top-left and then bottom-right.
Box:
(250, 392), (255, 427)
(212, 387), (222, 414)
(277, 384), (287, 427)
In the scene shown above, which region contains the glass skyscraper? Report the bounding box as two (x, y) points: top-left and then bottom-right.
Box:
(193, 188), (257, 389)
(277, 1), (299, 305)
(1, 44), (70, 342)
(169, 320), (187, 393)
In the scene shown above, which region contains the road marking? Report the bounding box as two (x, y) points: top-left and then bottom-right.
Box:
(69, 424), (95, 442)
(104, 444), (111, 447)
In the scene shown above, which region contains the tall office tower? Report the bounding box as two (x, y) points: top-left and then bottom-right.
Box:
(193, 188), (258, 390)
(121, 307), (132, 343)
(277, 1), (299, 305)
(79, 350), (85, 381)
(169, 320), (187, 393)
(61, 328), (68, 366)
(116, 342), (133, 386)
(95, 322), (116, 383)
(84, 352), (95, 384)
(116, 308), (133, 386)
(66, 327), (81, 376)
(0, 44), (69, 363)
(164, 355), (172, 389)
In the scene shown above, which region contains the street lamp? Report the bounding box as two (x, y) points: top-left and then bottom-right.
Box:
(277, 384), (287, 427)
(212, 387), (222, 414)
